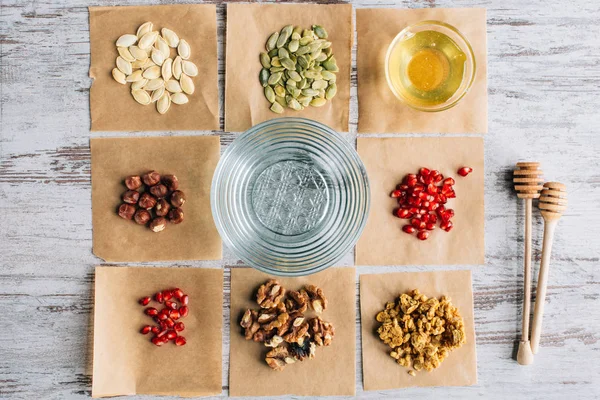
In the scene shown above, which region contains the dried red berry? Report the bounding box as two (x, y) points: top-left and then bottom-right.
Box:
(174, 322), (185, 332)
(457, 167), (472, 177)
(175, 336), (186, 346)
(180, 295), (189, 306)
(417, 231), (429, 240)
(140, 325), (152, 334)
(139, 296), (151, 306)
(179, 306), (189, 318)
(145, 307), (158, 317)
(402, 225), (416, 234)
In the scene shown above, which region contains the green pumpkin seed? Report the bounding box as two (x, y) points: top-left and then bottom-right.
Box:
(296, 45), (310, 55)
(307, 41), (322, 53)
(270, 102), (284, 114)
(310, 50), (322, 60)
(259, 68), (270, 87)
(321, 70), (336, 81)
(266, 32), (279, 51)
(271, 56), (281, 67)
(310, 97), (327, 107)
(286, 80), (297, 88)
(287, 98), (302, 110)
(268, 72), (283, 85)
(274, 85), (286, 97)
(278, 48), (289, 59)
(260, 52), (271, 69)
(302, 29), (312, 37)
(297, 55), (309, 69)
(288, 70), (302, 82)
(293, 26), (303, 37)
(280, 57), (296, 71)
(317, 89), (326, 98)
(264, 85), (276, 103)
(321, 41), (332, 49)
(315, 53), (328, 62)
(298, 95), (312, 107)
(312, 25), (328, 39)
(268, 48), (278, 58)
(275, 95), (286, 107)
(276, 25), (293, 48)
(299, 36), (314, 46)
(299, 78), (308, 89)
(322, 56), (338, 72)
(312, 79), (328, 90)
(270, 66), (285, 73)
(301, 88), (319, 97)
(304, 71), (322, 80)
(326, 83), (337, 99)
(288, 39), (299, 52)
(323, 48), (332, 57)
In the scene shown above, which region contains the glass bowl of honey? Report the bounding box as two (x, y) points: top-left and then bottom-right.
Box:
(385, 20), (476, 112)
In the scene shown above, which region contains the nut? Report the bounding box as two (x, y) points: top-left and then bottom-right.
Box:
(142, 170), (161, 186)
(125, 175), (142, 190)
(138, 192), (157, 210)
(282, 318), (309, 344)
(310, 316), (335, 346)
(134, 209), (151, 225)
(265, 346), (296, 371)
(162, 174), (179, 191)
(168, 207), (184, 224)
(155, 199), (171, 217)
(289, 340), (316, 361)
(240, 309), (261, 340)
(285, 290), (309, 314)
(170, 190), (186, 207)
(149, 184), (168, 198)
(305, 285), (327, 313)
(118, 203), (136, 220)
(149, 217), (167, 233)
(122, 190), (140, 204)
(256, 279), (286, 309)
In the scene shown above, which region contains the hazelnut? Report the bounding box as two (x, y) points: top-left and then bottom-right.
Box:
(162, 175), (180, 191)
(170, 190), (186, 207)
(149, 184), (168, 199)
(142, 170), (161, 186)
(125, 175), (142, 190)
(138, 192), (157, 210)
(117, 203), (136, 220)
(134, 209), (151, 225)
(155, 199), (171, 217)
(149, 217), (167, 233)
(168, 207), (184, 224)
(122, 190), (140, 204)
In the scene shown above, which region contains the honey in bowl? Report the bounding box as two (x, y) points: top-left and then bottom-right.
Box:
(387, 30), (467, 107)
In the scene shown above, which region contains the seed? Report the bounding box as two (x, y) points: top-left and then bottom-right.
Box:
(180, 74), (194, 94)
(457, 167), (473, 177)
(139, 296), (151, 306)
(131, 79), (147, 90)
(325, 83), (337, 100)
(169, 309), (180, 320)
(112, 68), (126, 84)
(174, 322), (185, 332)
(270, 56), (281, 67)
(138, 31), (158, 50)
(179, 306), (189, 317)
(117, 46), (136, 62)
(310, 98), (326, 107)
(161, 28), (180, 48)
(266, 32), (279, 51)
(172, 56), (182, 80)
(264, 85), (275, 103)
(403, 225), (416, 234)
(287, 98), (302, 110)
(116, 34), (137, 47)
(173, 288), (184, 299)
(268, 72), (283, 86)
(259, 68), (270, 87)
(171, 92), (188, 104)
(131, 89), (151, 105)
(151, 47), (165, 66)
(288, 70), (302, 82)
(312, 25), (328, 39)
(276, 25), (293, 48)
(280, 58), (295, 71)
(278, 48), (289, 59)
(155, 292), (164, 303)
(299, 36), (313, 46)
(417, 231), (429, 240)
(131, 59), (146, 69)
(156, 92), (171, 114)
(136, 22), (153, 38)
(288, 39), (300, 52)
(312, 79), (327, 90)
(116, 56), (132, 76)
(124, 70), (142, 82)
(161, 58), (172, 81)
(141, 59), (156, 70)
(301, 88), (318, 97)
(165, 79), (182, 93)
(155, 35), (170, 59)
(175, 336), (186, 346)
(166, 300), (178, 310)
(141, 325), (152, 334)
(182, 60), (198, 77)
(177, 39), (190, 59)
(142, 65), (160, 79)
(270, 102), (284, 114)
(323, 56), (339, 72)
(145, 307), (158, 316)
(144, 78), (164, 91)
(260, 52), (271, 69)
(181, 295), (189, 305)
(151, 337), (165, 346)
(151, 87), (165, 103)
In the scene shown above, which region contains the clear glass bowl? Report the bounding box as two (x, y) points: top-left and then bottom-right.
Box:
(211, 118), (370, 276)
(385, 20), (476, 112)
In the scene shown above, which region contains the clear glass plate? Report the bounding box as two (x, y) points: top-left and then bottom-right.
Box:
(211, 118), (370, 276)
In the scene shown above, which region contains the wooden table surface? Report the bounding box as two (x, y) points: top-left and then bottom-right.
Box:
(1, 0), (599, 399)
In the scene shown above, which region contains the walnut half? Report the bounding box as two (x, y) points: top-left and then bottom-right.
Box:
(256, 279), (286, 309)
(265, 346), (297, 371)
(305, 285), (327, 313)
(310, 316), (335, 346)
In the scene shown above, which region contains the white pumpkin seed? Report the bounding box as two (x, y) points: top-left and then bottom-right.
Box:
(157, 92), (171, 114)
(129, 46), (148, 61)
(177, 39), (190, 60)
(136, 22), (153, 38)
(172, 56), (182, 80)
(171, 92), (188, 105)
(117, 47), (135, 62)
(151, 47), (165, 66)
(180, 74), (194, 94)
(116, 56), (132, 75)
(141, 59), (156, 70)
(131, 79), (148, 90)
(155, 35), (170, 59)
(144, 78), (164, 91)
(182, 60), (198, 77)
(131, 59), (145, 69)
(138, 31), (158, 50)
(131, 89), (151, 105)
(165, 79), (182, 93)
(161, 58), (173, 81)
(161, 28), (180, 48)
(142, 65), (161, 79)
(125, 70), (143, 82)
(112, 68), (126, 84)
(116, 34), (137, 47)
(151, 87), (165, 103)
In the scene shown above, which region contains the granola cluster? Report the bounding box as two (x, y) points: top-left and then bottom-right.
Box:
(240, 279), (335, 371)
(376, 289), (466, 375)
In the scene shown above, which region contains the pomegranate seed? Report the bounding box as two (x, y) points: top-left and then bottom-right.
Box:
(396, 208), (412, 219)
(397, 184), (409, 191)
(407, 177), (417, 188)
(140, 325), (152, 335)
(441, 220), (454, 232)
(429, 214), (438, 223)
(418, 192), (428, 200)
(411, 218), (421, 228)
(413, 185), (424, 194)
(139, 297), (151, 306)
(165, 301), (178, 310)
(402, 225), (416, 234)
(422, 201), (430, 209)
(445, 189), (456, 199)
(175, 336), (187, 346)
(174, 322), (185, 332)
(181, 295), (189, 305)
(417, 231), (429, 240)
(443, 177), (455, 186)
(173, 288), (184, 299)
(434, 173), (443, 183)
(426, 184), (437, 195)
(157, 329), (168, 338)
(179, 306), (189, 317)
(166, 330), (177, 340)
(428, 202), (439, 211)
(390, 190), (402, 198)
(425, 223), (436, 230)
(418, 221), (426, 230)
(418, 208), (427, 215)
(404, 174), (417, 183)
(165, 318), (175, 328)
(419, 167), (430, 177)
(408, 207), (419, 215)
(155, 292), (164, 304)
(162, 290), (173, 301)
(457, 167), (472, 177)
(151, 326), (160, 334)
(157, 310), (169, 321)
(151, 337), (165, 346)
(445, 209), (455, 220)
(159, 321), (168, 330)
(430, 170), (440, 178)
(170, 309), (180, 320)
(145, 307), (158, 317)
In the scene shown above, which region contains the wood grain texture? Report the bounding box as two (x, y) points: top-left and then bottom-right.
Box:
(1, 0), (599, 399)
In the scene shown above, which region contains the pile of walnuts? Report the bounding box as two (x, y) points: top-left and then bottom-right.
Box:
(240, 279), (335, 371)
(117, 170), (186, 232)
(376, 289), (466, 376)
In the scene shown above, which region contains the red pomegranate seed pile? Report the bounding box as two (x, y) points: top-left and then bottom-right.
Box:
(391, 167), (472, 240)
(139, 288), (189, 346)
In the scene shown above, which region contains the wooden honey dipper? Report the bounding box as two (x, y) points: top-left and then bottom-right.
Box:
(530, 182), (567, 354)
(513, 162), (544, 365)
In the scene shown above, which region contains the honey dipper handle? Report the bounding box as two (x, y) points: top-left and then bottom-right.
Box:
(522, 200), (533, 340)
(531, 220), (557, 354)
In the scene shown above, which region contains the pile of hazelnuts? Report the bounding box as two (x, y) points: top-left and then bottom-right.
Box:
(117, 170), (186, 232)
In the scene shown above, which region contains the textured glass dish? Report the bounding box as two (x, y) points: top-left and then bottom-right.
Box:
(211, 118), (370, 276)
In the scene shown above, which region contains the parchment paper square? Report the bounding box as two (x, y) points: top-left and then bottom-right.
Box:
(357, 8), (487, 133)
(229, 267), (356, 397)
(360, 270), (477, 390)
(92, 266), (223, 397)
(91, 136), (221, 262)
(225, 3), (352, 132)
(89, 4), (219, 131)
(356, 137), (484, 265)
